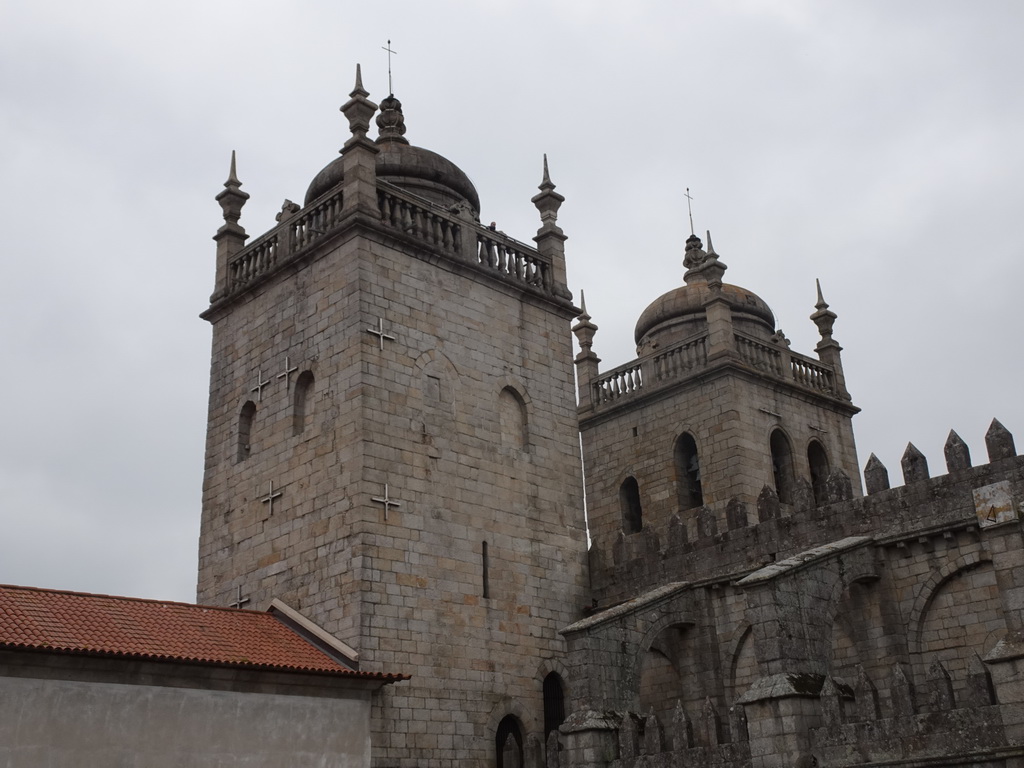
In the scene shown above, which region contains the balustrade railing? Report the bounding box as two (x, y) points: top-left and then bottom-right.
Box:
(653, 335), (707, 381)
(594, 362), (644, 405)
(378, 187), (461, 254)
(735, 334), (783, 376)
(224, 180), (557, 300)
(230, 233), (280, 289)
(791, 355), (834, 393)
(588, 330), (838, 413)
(475, 232), (551, 293)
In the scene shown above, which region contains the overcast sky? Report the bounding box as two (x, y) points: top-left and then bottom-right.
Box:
(1, 1), (1021, 604)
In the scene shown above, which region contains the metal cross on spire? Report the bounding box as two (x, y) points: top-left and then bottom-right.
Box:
(382, 39), (397, 95)
(685, 188), (695, 236)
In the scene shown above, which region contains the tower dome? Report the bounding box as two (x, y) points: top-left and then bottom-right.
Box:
(634, 233), (775, 352)
(305, 93), (480, 214)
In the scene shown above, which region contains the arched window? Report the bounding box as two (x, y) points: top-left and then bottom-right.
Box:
(495, 715), (523, 768)
(620, 476), (643, 534)
(293, 370), (314, 435)
(770, 429), (795, 504)
(808, 440), (830, 505)
(543, 672), (566, 738)
(237, 401), (256, 462)
(674, 432), (704, 510)
(499, 387), (528, 449)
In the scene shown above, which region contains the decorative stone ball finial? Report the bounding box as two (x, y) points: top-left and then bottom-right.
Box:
(376, 93), (409, 145)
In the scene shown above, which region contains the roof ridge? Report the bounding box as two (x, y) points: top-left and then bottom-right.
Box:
(0, 583), (260, 614)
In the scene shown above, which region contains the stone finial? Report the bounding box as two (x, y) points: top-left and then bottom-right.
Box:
(986, 418), (1017, 462)
(810, 279), (838, 340)
(618, 713), (639, 759)
(696, 506), (718, 539)
(943, 430), (972, 472)
(729, 704), (748, 744)
(793, 477), (815, 512)
(820, 676), (843, 728)
(375, 93), (409, 145)
(572, 291), (599, 356)
(683, 232), (727, 285)
(825, 469), (854, 503)
(889, 662), (917, 719)
(699, 697), (722, 748)
(532, 154), (565, 226)
(340, 64), (379, 143)
(757, 484), (780, 522)
(852, 665), (880, 721)
(671, 700), (693, 751)
(275, 199), (301, 223)
(216, 150), (249, 228)
(864, 454), (890, 495)
(901, 443), (930, 485)
(644, 709), (664, 754)
(926, 660), (955, 712)
(726, 498), (748, 530)
(965, 653), (996, 706)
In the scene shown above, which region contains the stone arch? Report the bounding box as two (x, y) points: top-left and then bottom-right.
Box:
(635, 617), (705, 726)
(907, 551), (993, 657)
(807, 439), (830, 506)
(674, 431), (704, 510)
(486, 697), (535, 768)
(542, 671), (567, 739)
(292, 370), (315, 435)
(496, 714), (524, 768)
(769, 428), (796, 504)
(620, 476), (644, 534)
(499, 386), (529, 450)
(535, 657), (572, 700)
(236, 400), (256, 462)
(725, 622), (758, 702)
(414, 349), (459, 437)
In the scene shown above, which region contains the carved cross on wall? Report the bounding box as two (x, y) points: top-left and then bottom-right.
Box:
(277, 356), (299, 391)
(251, 369), (270, 402)
(366, 318), (396, 350)
(229, 585), (250, 609)
(261, 481), (283, 515)
(372, 483), (401, 520)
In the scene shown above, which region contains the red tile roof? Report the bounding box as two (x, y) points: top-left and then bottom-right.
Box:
(0, 584), (404, 681)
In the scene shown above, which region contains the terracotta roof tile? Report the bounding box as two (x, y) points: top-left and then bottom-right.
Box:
(0, 584), (403, 681)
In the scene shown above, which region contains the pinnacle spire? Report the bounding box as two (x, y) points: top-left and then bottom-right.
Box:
(579, 289), (589, 319)
(225, 150), (240, 187)
(815, 278), (829, 310)
(705, 230), (717, 256)
(352, 63), (368, 98)
(541, 154), (553, 187)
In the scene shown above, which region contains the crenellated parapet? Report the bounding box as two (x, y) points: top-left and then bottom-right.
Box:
(590, 419), (1023, 606)
(809, 661), (1017, 766)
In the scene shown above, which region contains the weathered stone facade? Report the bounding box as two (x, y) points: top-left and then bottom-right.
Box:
(198, 70), (1024, 767)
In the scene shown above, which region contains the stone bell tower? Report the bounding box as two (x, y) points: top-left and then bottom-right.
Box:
(197, 68), (589, 767)
(575, 232), (860, 598)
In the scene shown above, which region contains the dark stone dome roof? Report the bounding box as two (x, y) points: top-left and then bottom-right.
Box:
(305, 93), (480, 213)
(634, 282), (776, 345)
(304, 142), (480, 211)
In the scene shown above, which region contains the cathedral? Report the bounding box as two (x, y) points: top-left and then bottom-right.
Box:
(4, 67), (1024, 768)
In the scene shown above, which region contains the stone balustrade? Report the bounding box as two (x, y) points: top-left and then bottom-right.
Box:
(588, 331), (839, 414)
(221, 182), (559, 302)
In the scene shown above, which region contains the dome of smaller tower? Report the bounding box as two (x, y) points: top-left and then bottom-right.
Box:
(634, 233), (776, 350)
(305, 94), (480, 213)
